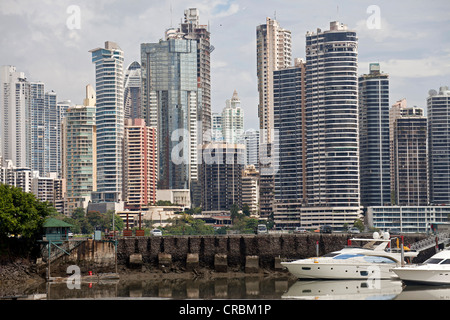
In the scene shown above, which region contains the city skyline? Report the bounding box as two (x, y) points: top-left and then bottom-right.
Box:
(1, 0), (449, 131)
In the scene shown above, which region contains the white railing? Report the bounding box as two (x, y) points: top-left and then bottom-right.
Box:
(410, 232), (450, 252)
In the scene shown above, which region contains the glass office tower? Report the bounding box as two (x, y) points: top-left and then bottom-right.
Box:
(90, 41), (124, 196)
(359, 63), (390, 207)
(141, 38), (198, 190)
(393, 108), (428, 206)
(273, 58), (306, 228)
(124, 61), (142, 120)
(428, 86), (450, 205)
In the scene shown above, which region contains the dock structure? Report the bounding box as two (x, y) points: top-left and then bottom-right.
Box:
(40, 233), (442, 278)
(410, 232), (450, 252)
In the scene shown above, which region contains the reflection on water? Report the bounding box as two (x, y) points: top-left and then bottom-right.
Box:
(4, 276), (450, 300)
(41, 276), (296, 300)
(282, 279), (403, 300)
(396, 284), (450, 300)
(282, 279), (450, 300)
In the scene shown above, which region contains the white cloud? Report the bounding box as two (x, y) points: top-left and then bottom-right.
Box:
(1, 0), (449, 130)
(354, 17), (428, 43)
(361, 53), (450, 79)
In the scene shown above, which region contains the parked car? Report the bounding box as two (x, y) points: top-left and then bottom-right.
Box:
(256, 224), (268, 235)
(294, 227), (307, 233)
(150, 229), (163, 236)
(349, 227), (360, 234)
(320, 225), (332, 234)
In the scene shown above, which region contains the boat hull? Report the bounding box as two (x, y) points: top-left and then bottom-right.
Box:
(392, 267), (450, 285)
(281, 261), (397, 280)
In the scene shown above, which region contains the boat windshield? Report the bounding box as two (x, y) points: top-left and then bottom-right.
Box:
(425, 258), (443, 264)
(363, 256), (396, 264)
(322, 253), (340, 258)
(442, 259), (450, 264)
(333, 254), (364, 260)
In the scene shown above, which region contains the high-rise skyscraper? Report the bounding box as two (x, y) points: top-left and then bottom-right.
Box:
(428, 86), (450, 205)
(389, 98), (408, 194)
(358, 63), (391, 207)
(273, 58), (306, 227)
(211, 112), (223, 142)
(0, 66), (31, 168)
(124, 61), (142, 120)
(304, 22), (361, 226)
(222, 90), (244, 144)
(30, 83), (66, 177)
(30, 81), (45, 175)
(179, 8), (212, 144)
(392, 107), (428, 206)
(201, 143), (244, 211)
(256, 17), (291, 220)
(141, 38), (198, 190)
(243, 129), (259, 168)
(62, 85), (97, 214)
(45, 91), (66, 176)
(256, 17), (292, 144)
(123, 118), (157, 210)
(90, 41), (124, 197)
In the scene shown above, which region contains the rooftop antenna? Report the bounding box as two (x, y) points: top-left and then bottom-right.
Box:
(170, 3), (173, 27)
(274, 10), (277, 20)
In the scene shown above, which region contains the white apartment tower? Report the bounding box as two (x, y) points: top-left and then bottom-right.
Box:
(90, 41), (125, 197)
(0, 65), (31, 168)
(222, 90), (244, 144)
(256, 17), (292, 144)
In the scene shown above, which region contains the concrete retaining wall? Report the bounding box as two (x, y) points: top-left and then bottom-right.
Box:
(47, 234), (428, 276)
(117, 233), (427, 271)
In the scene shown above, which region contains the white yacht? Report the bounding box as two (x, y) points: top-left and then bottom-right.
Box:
(281, 232), (418, 280)
(392, 248), (450, 285)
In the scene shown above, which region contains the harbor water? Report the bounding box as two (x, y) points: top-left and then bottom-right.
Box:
(3, 275), (450, 300)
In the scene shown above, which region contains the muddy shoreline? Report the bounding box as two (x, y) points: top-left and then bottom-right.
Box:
(0, 258), (294, 298)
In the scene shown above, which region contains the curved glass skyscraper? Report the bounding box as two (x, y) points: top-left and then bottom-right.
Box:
(304, 22), (361, 224)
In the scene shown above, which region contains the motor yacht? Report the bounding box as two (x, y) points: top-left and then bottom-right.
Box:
(392, 248), (450, 285)
(281, 232), (418, 280)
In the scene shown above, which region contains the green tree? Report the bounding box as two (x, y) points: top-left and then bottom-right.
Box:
(0, 184), (56, 240)
(242, 204), (251, 217)
(105, 210), (124, 232)
(354, 219), (365, 232)
(163, 214), (214, 235)
(232, 217), (260, 234)
(230, 203), (241, 222)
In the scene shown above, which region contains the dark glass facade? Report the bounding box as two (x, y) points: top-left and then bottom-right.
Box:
(359, 64), (391, 206)
(393, 116), (428, 206)
(428, 87), (450, 205)
(273, 61), (306, 227)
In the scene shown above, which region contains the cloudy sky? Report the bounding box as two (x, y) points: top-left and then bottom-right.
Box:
(1, 0), (449, 130)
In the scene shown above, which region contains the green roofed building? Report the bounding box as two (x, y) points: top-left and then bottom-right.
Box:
(43, 217), (73, 242)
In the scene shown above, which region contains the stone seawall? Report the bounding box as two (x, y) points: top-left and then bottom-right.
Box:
(117, 233), (427, 271)
(47, 233), (429, 277)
